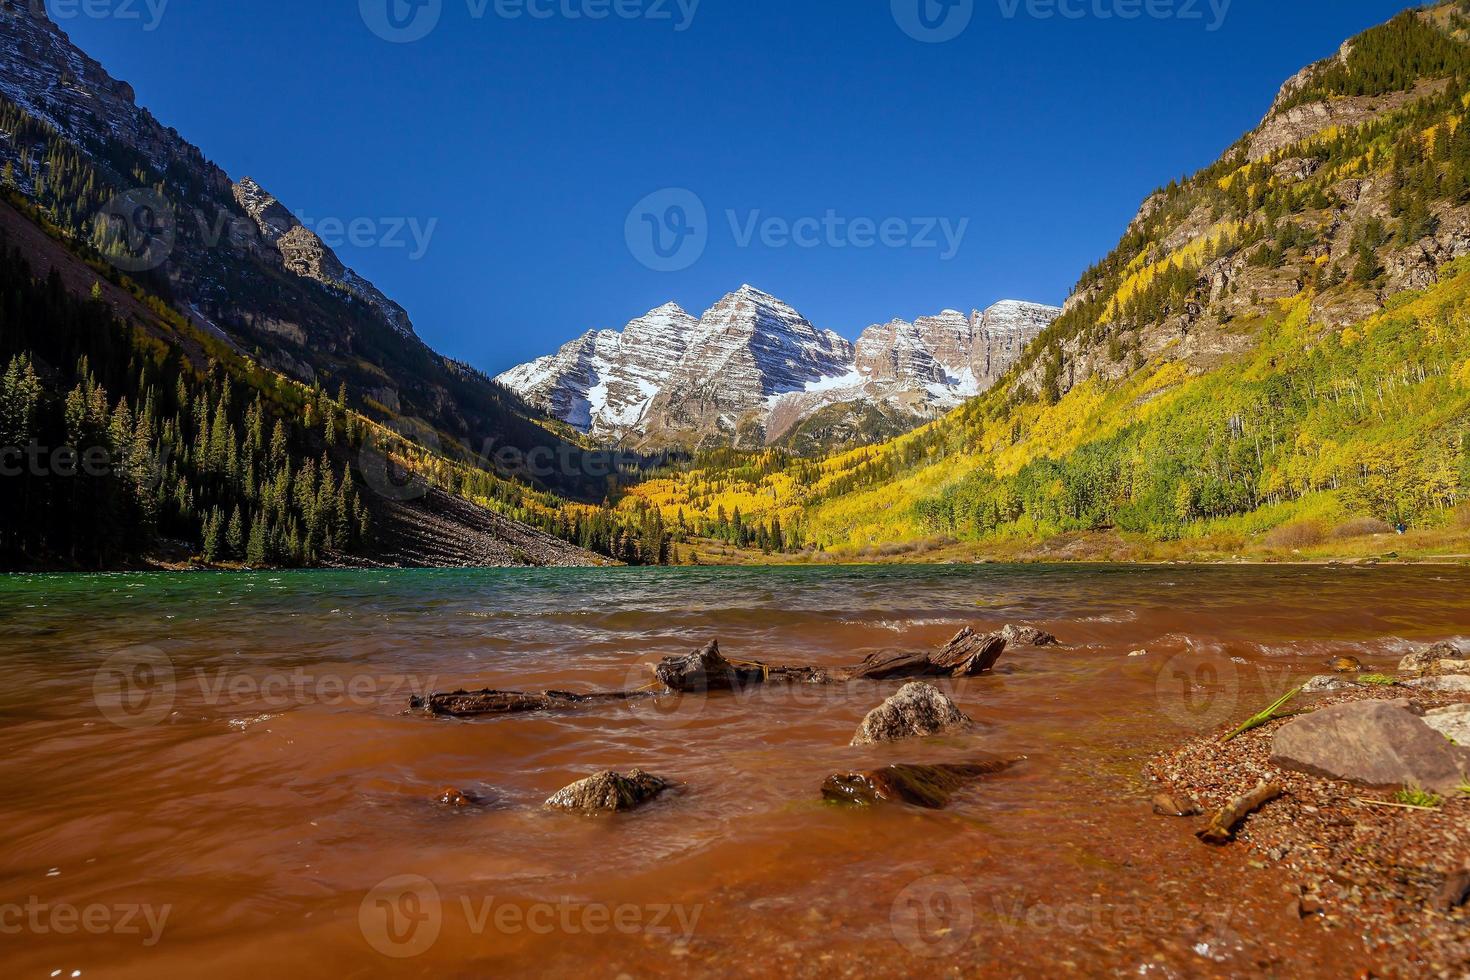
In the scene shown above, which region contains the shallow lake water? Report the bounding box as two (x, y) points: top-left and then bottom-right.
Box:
(2, 564), (1467, 977)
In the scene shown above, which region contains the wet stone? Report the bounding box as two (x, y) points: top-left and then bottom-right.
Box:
(821, 758), (1014, 809)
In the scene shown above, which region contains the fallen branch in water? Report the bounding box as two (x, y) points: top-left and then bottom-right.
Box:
(1196, 781), (1284, 845)
(411, 628), (1061, 719)
(1220, 686), (1303, 743)
(409, 689), (653, 718)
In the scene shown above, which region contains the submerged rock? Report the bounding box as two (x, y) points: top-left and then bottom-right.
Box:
(1423, 704), (1470, 745)
(544, 769), (669, 813)
(1151, 792), (1201, 817)
(1328, 656), (1363, 673)
(411, 688), (648, 718)
(850, 682), (973, 746)
(436, 787), (483, 808)
(1269, 699), (1470, 793)
(821, 758), (1013, 809)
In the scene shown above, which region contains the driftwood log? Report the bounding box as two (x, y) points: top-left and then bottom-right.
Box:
(1195, 781), (1284, 845)
(409, 689), (652, 718)
(411, 625), (1059, 718)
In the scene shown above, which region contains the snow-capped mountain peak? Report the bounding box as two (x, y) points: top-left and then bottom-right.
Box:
(497, 288), (1061, 451)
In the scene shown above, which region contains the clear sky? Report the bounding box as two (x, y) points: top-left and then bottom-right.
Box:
(53, 0), (1420, 372)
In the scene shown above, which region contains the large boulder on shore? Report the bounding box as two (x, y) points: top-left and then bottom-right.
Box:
(821, 758), (1014, 808)
(544, 769), (669, 813)
(1269, 699), (1470, 793)
(654, 640), (765, 693)
(850, 682), (972, 746)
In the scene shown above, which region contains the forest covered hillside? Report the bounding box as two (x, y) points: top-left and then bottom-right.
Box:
(617, 3), (1470, 562)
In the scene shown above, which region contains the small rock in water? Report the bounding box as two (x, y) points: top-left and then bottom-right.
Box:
(544, 769), (669, 814)
(1151, 793), (1201, 817)
(1269, 699), (1470, 793)
(654, 640), (765, 693)
(1422, 704), (1470, 744)
(821, 758), (1014, 809)
(998, 624), (1059, 647)
(850, 682), (972, 746)
(1128, 649), (1149, 658)
(1328, 656), (1363, 673)
(436, 787), (480, 808)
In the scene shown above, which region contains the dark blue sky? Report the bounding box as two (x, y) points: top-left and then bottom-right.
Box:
(55, 0), (1418, 372)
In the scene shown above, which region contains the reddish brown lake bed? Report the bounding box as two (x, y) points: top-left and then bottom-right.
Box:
(2, 565), (1466, 977)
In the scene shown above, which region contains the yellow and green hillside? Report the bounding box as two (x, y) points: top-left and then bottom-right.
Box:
(618, 5), (1470, 563)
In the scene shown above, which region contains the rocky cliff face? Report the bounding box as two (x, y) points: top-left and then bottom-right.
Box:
(499, 287), (1059, 451)
(1011, 3), (1470, 409)
(232, 177), (415, 338)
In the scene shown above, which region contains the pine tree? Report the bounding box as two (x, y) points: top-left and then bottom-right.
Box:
(226, 506), (244, 557)
(201, 508), (222, 562)
(246, 512), (268, 566)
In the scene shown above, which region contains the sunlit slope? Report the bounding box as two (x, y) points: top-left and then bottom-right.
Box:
(622, 6), (1470, 558)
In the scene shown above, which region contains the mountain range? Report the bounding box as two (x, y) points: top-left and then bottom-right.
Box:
(497, 287), (1059, 451)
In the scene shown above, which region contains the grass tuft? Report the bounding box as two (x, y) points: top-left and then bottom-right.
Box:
(1393, 785), (1443, 808)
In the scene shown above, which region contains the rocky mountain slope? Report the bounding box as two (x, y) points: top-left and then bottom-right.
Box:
(0, 1), (607, 501)
(498, 286), (1059, 452)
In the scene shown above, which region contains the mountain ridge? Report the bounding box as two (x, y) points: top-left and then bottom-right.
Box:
(498, 285), (1060, 452)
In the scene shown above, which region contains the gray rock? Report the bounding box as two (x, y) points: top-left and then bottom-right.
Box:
(544, 769), (669, 813)
(1301, 674), (1360, 694)
(1269, 699), (1470, 793)
(1423, 705), (1470, 746)
(999, 624), (1059, 647)
(850, 682), (972, 746)
(1403, 675), (1470, 693)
